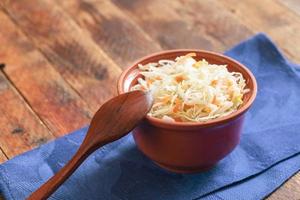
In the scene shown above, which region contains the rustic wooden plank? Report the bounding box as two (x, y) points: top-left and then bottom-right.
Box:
(277, 0), (300, 17)
(0, 71), (55, 158)
(2, 0), (122, 112)
(220, 0), (300, 62)
(0, 11), (91, 136)
(0, 148), (8, 163)
(109, 0), (252, 57)
(111, 0), (223, 51)
(57, 0), (161, 67)
(59, 0), (250, 63)
(168, 0), (252, 48)
(267, 172), (300, 200)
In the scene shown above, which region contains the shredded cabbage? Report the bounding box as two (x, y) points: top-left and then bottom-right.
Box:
(131, 53), (249, 122)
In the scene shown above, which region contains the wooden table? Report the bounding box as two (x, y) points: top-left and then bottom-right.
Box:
(0, 0), (299, 199)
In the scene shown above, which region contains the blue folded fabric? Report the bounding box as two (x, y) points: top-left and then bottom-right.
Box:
(202, 153), (300, 200)
(1, 33), (300, 200)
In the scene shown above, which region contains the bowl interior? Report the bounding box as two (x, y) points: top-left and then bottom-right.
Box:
(118, 50), (257, 127)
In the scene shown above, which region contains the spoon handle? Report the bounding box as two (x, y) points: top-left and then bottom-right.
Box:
(27, 144), (95, 200)
(26, 91), (152, 200)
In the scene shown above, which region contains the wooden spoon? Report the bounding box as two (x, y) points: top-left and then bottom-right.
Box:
(27, 90), (153, 200)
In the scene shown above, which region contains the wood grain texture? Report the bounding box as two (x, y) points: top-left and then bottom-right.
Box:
(277, 0), (300, 17)
(57, 0), (161, 67)
(0, 71), (55, 158)
(220, 0), (300, 63)
(2, 0), (122, 111)
(0, 11), (91, 136)
(267, 172), (300, 200)
(0, 149), (8, 163)
(111, 0), (223, 50)
(171, 0), (252, 48)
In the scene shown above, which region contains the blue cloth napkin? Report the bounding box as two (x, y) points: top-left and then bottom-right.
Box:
(1, 33), (300, 200)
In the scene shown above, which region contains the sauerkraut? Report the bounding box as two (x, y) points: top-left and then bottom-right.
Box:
(130, 53), (249, 122)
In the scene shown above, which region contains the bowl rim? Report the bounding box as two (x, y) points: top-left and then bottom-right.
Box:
(117, 49), (257, 128)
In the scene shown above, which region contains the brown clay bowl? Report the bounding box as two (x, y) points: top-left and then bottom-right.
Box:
(117, 50), (257, 173)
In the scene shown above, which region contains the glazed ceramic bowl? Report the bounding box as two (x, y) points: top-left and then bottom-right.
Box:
(117, 50), (257, 173)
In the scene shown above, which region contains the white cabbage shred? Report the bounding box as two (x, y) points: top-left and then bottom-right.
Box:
(131, 53), (249, 122)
